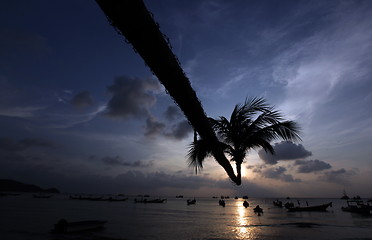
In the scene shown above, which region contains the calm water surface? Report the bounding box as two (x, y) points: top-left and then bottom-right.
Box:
(1, 194), (371, 239)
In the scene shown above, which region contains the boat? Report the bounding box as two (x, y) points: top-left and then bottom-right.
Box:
(242, 196), (248, 199)
(341, 189), (350, 200)
(243, 200), (249, 208)
(53, 219), (107, 233)
(134, 198), (167, 203)
(341, 200), (372, 215)
(176, 195), (184, 198)
(219, 199), (225, 207)
(102, 196), (128, 202)
(273, 199), (283, 207)
(69, 195), (103, 201)
(287, 202), (332, 212)
(187, 198), (196, 205)
(253, 205), (263, 214)
(33, 193), (53, 198)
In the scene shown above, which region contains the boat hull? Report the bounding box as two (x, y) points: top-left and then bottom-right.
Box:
(287, 202), (332, 212)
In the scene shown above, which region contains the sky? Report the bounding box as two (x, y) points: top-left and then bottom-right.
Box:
(1, 0), (372, 198)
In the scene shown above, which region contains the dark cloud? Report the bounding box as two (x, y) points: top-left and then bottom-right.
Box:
(144, 117), (166, 138)
(101, 156), (153, 168)
(164, 105), (182, 121)
(318, 168), (356, 184)
(165, 120), (193, 140)
(144, 117), (192, 140)
(71, 91), (93, 109)
(261, 166), (301, 182)
(105, 76), (160, 119)
(249, 164), (301, 182)
(258, 141), (312, 164)
(295, 159), (332, 173)
(0, 137), (55, 152)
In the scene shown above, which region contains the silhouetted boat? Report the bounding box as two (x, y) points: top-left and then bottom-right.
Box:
(33, 193), (53, 198)
(187, 198), (196, 205)
(341, 189), (350, 199)
(176, 195), (184, 198)
(134, 198), (167, 203)
(53, 219), (107, 233)
(243, 200), (249, 208)
(219, 199), (225, 207)
(69, 195), (103, 201)
(242, 195), (248, 199)
(254, 205), (263, 214)
(341, 200), (372, 215)
(287, 202), (332, 212)
(273, 200), (283, 207)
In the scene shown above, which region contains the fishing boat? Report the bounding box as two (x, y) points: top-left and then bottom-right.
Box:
(253, 205), (263, 214)
(187, 198), (196, 205)
(134, 198), (167, 203)
(33, 193), (53, 198)
(273, 199), (283, 207)
(341, 189), (350, 200)
(53, 219), (107, 233)
(219, 199), (225, 207)
(341, 200), (372, 215)
(287, 202), (332, 212)
(243, 200), (249, 208)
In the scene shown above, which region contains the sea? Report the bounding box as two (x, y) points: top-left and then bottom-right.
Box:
(1, 194), (371, 240)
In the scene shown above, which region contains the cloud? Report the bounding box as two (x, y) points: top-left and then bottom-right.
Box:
(71, 91), (94, 109)
(295, 159), (332, 173)
(144, 116), (166, 138)
(145, 117), (192, 140)
(319, 168), (356, 184)
(0, 137), (55, 152)
(101, 156), (153, 168)
(164, 105), (182, 121)
(165, 120), (193, 140)
(248, 164), (301, 183)
(258, 141), (312, 164)
(261, 166), (301, 182)
(273, 1), (372, 122)
(105, 76), (161, 119)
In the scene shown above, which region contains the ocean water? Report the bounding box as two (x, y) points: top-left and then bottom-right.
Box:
(0, 194), (371, 240)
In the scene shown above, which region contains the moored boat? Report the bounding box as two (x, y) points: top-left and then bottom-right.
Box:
(33, 193), (53, 198)
(187, 198), (196, 205)
(273, 199), (283, 207)
(243, 200), (249, 208)
(53, 219), (107, 233)
(341, 200), (372, 215)
(134, 198), (167, 203)
(219, 199), (225, 207)
(287, 202), (332, 212)
(253, 205), (263, 214)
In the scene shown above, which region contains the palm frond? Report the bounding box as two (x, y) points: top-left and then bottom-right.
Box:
(187, 139), (214, 174)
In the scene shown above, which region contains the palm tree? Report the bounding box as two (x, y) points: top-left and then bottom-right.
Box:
(95, 1), (301, 185)
(188, 97), (301, 179)
(96, 0), (240, 184)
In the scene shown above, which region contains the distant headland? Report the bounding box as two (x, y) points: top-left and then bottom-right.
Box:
(0, 179), (59, 193)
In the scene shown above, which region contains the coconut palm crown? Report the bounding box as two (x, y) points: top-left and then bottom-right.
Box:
(188, 97), (301, 178)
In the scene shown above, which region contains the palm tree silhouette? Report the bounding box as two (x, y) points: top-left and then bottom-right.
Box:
(188, 97), (301, 178)
(95, 0), (301, 185)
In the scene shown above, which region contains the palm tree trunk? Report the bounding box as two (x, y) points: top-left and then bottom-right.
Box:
(236, 163), (242, 180)
(96, 0), (241, 185)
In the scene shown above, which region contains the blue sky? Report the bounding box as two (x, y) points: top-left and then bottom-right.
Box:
(0, 0), (371, 197)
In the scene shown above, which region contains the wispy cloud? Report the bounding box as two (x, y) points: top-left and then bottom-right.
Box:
(273, 2), (372, 123)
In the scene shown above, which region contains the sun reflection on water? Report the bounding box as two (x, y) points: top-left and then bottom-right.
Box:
(233, 200), (258, 239)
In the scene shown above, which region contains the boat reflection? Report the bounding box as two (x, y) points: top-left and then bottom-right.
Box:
(233, 201), (259, 239)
